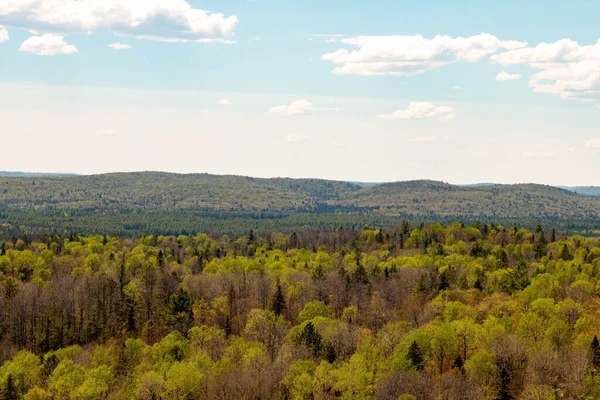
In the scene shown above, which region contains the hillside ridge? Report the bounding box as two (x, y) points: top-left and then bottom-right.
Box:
(1, 171), (599, 236)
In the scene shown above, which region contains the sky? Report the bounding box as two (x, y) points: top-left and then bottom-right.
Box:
(0, 0), (599, 185)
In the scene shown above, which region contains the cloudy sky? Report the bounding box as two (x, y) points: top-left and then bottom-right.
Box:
(0, 0), (599, 185)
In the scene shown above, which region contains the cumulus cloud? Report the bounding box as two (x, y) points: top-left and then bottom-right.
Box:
(285, 134), (307, 142)
(218, 99), (232, 106)
(0, 0), (238, 43)
(269, 100), (313, 117)
(20, 34), (78, 56)
(377, 102), (455, 121)
(109, 43), (131, 50)
(491, 39), (600, 99)
(496, 72), (521, 81)
(586, 138), (600, 151)
(411, 136), (436, 143)
(321, 33), (527, 76)
(0, 26), (8, 43)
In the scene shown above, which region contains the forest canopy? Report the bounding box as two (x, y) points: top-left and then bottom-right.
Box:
(1, 222), (600, 399)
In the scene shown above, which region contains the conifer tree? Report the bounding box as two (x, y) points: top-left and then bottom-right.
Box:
(560, 244), (572, 261)
(271, 282), (286, 316)
(407, 341), (424, 371)
(591, 335), (600, 370)
(510, 259), (530, 292)
(533, 230), (547, 259)
(2, 374), (19, 400)
(300, 322), (322, 357)
(166, 288), (194, 335)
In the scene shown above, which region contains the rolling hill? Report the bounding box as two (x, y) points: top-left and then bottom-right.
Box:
(1, 172), (599, 236)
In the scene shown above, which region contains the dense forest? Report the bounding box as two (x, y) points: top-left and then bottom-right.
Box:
(2, 222), (600, 399)
(2, 172), (600, 237)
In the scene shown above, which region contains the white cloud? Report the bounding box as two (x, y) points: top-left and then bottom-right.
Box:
(491, 39), (600, 99)
(330, 141), (345, 148)
(322, 33), (527, 76)
(269, 100), (313, 117)
(595, 105), (600, 110)
(0, 0), (238, 43)
(411, 136), (436, 143)
(0, 26), (8, 43)
(453, 85), (462, 90)
(496, 72), (521, 81)
(586, 138), (600, 151)
(285, 134), (307, 142)
(99, 128), (118, 136)
(377, 102), (455, 121)
(522, 150), (555, 159)
(20, 34), (78, 56)
(218, 98), (232, 106)
(109, 42), (131, 50)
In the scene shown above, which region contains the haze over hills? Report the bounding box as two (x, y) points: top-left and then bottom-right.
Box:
(0, 171), (77, 178)
(1, 171), (600, 236)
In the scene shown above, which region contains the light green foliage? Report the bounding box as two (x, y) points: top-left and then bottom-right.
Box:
(0, 351), (42, 395)
(47, 360), (86, 400)
(299, 301), (332, 323)
(69, 365), (113, 400)
(1, 224), (600, 399)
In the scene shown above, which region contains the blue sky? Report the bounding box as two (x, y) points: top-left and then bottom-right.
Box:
(0, 0), (599, 184)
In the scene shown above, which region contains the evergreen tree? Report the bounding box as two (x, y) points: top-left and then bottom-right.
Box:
(323, 343), (337, 363)
(560, 244), (572, 261)
(2, 374), (19, 400)
(224, 316), (232, 337)
(591, 335), (600, 370)
(271, 282), (286, 316)
(438, 270), (450, 291)
(551, 228), (557, 242)
(533, 230), (547, 259)
(509, 259), (530, 292)
(407, 341), (424, 371)
(43, 354), (59, 377)
(166, 288), (194, 335)
(300, 322), (322, 357)
(375, 229), (384, 244)
(497, 364), (511, 400)
(453, 355), (464, 370)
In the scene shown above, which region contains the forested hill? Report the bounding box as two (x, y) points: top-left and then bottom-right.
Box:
(1, 172), (600, 236)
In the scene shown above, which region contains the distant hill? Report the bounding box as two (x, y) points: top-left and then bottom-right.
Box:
(561, 186), (600, 197)
(1, 172), (599, 236)
(0, 171), (77, 177)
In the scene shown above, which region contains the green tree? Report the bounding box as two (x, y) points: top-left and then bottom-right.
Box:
(299, 322), (323, 358)
(271, 282), (286, 316)
(533, 231), (547, 259)
(591, 335), (600, 370)
(559, 244), (572, 261)
(2, 374), (19, 400)
(509, 259), (529, 292)
(406, 341), (424, 371)
(166, 288), (194, 336)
